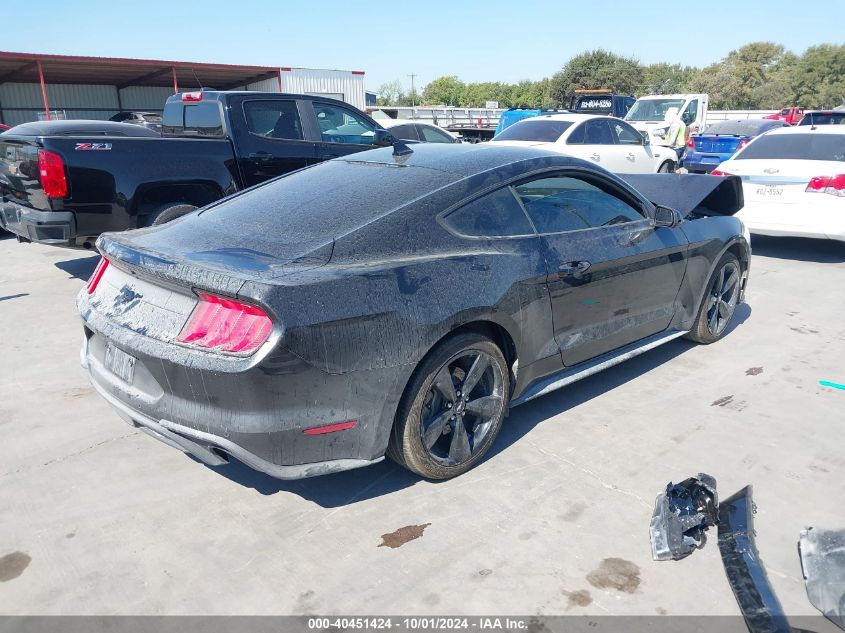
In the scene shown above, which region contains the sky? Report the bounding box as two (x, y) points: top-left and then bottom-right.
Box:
(3, 0), (844, 92)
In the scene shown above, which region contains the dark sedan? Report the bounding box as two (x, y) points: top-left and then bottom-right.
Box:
(78, 144), (750, 480)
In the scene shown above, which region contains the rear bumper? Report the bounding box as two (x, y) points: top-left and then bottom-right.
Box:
(682, 152), (730, 174)
(747, 224), (843, 241)
(79, 313), (407, 480)
(0, 200), (75, 245)
(89, 375), (383, 479)
(737, 200), (845, 242)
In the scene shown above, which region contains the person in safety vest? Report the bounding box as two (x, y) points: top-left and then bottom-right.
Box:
(662, 107), (686, 163)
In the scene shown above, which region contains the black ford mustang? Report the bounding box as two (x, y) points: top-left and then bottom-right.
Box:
(78, 144), (750, 480)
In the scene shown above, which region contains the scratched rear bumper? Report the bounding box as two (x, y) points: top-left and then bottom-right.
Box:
(78, 318), (401, 480)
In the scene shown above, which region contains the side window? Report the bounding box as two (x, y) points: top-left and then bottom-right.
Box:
(419, 125), (453, 143)
(566, 123), (586, 144)
(243, 100), (303, 140)
(582, 120), (615, 145)
(681, 100), (698, 126)
(313, 103), (376, 145)
(514, 176), (645, 234)
(389, 124), (419, 141)
(444, 188), (534, 238)
(612, 120), (643, 145)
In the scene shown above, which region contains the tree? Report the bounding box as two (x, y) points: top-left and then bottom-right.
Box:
(791, 44), (845, 108)
(751, 52), (798, 110)
(507, 78), (553, 108)
(421, 76), (466, 106)
(549, 50), (643, 107)
(376, 80), (405, 106)
(641, 63), (696, 95)
(691, 42), (792, 109)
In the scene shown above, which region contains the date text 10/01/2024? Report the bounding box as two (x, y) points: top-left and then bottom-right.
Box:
(307, 617), (530, 630)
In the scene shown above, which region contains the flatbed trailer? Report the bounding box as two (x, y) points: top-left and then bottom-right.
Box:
(368, 106), (502, 142)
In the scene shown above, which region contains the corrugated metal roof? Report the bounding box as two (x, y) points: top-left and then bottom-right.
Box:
(0, 51), (280, 89)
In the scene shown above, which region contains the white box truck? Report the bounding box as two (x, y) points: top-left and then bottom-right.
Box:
(624, 94), (709, 147)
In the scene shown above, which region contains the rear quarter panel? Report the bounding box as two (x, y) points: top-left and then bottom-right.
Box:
(676, 216), (749, 328)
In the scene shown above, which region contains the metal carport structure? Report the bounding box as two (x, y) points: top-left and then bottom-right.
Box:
(0, 52), (367, 126)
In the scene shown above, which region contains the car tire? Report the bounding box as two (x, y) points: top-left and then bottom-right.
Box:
(387, 332), (510, 479)
(658, 161), (674, 173)
(685, 252), (742, 345)
(140, 204), (197, 227)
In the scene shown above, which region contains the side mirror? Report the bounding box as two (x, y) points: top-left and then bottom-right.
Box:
(654, 205), (681, 228)
(373, 129), (395, 147)
(640, 131), (651, 146)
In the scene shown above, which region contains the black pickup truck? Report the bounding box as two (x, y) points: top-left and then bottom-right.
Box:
(0, 91), (391, 249)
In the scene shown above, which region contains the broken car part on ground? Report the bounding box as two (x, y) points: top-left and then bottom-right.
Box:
(651, 475), (844, 633)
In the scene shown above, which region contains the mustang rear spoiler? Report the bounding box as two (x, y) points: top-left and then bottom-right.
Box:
(620, 174), (744, 218)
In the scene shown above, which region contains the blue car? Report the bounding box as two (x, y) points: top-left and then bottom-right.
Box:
(494, 108), (568, 136)
(683, 119), (789, 173)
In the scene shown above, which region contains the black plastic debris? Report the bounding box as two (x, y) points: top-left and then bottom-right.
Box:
(799, 526), (845, 631)
(650, 473), (718, 561)
(718, 486), (791, 633)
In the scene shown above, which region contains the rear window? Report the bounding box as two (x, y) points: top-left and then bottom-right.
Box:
(702, 120), (783, 136)
(494, 119), (573, 142)
(200, 160), (456, 241)
(798, 113), (845, 126)
(162, 102), (224, 137)
(736, 133), (845, 161)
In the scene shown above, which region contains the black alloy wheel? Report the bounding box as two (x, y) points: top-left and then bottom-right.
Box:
(388, 333), (509, 479)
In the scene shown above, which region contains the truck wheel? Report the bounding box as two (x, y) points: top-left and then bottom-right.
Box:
(141, 204), (197, 227)
(658, 161), (674, 173)
(387, 332), (509, 480)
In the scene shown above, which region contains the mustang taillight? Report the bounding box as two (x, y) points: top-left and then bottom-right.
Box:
(710, 169), (730, 176)
(737, 139), (750, 151)
(37, 149), (68, 198)
(177, 292), (272, 354)
(86, 257), (110, 294)
(806, 174), (845, 196)
(686, 137), (695, 148)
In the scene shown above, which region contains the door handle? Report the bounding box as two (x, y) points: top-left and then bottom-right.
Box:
(589, 153), (600, 161)
(558, 260), (591, 276)
(248, 152), (273, 162)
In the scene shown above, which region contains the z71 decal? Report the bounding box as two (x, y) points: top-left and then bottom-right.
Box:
(75, 142), (112, 151)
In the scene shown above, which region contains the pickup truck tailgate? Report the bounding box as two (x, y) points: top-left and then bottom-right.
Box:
(0, 136), (77, 243)
(0, 137), (49, 211)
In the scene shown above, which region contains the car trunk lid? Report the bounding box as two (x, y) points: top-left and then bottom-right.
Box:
(619, 173), (744, 217)
(718, 158), (845, 206)
(694, 135), (745, 154)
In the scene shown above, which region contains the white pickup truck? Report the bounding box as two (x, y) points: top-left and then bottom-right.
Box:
(624, 94), (709, 148)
